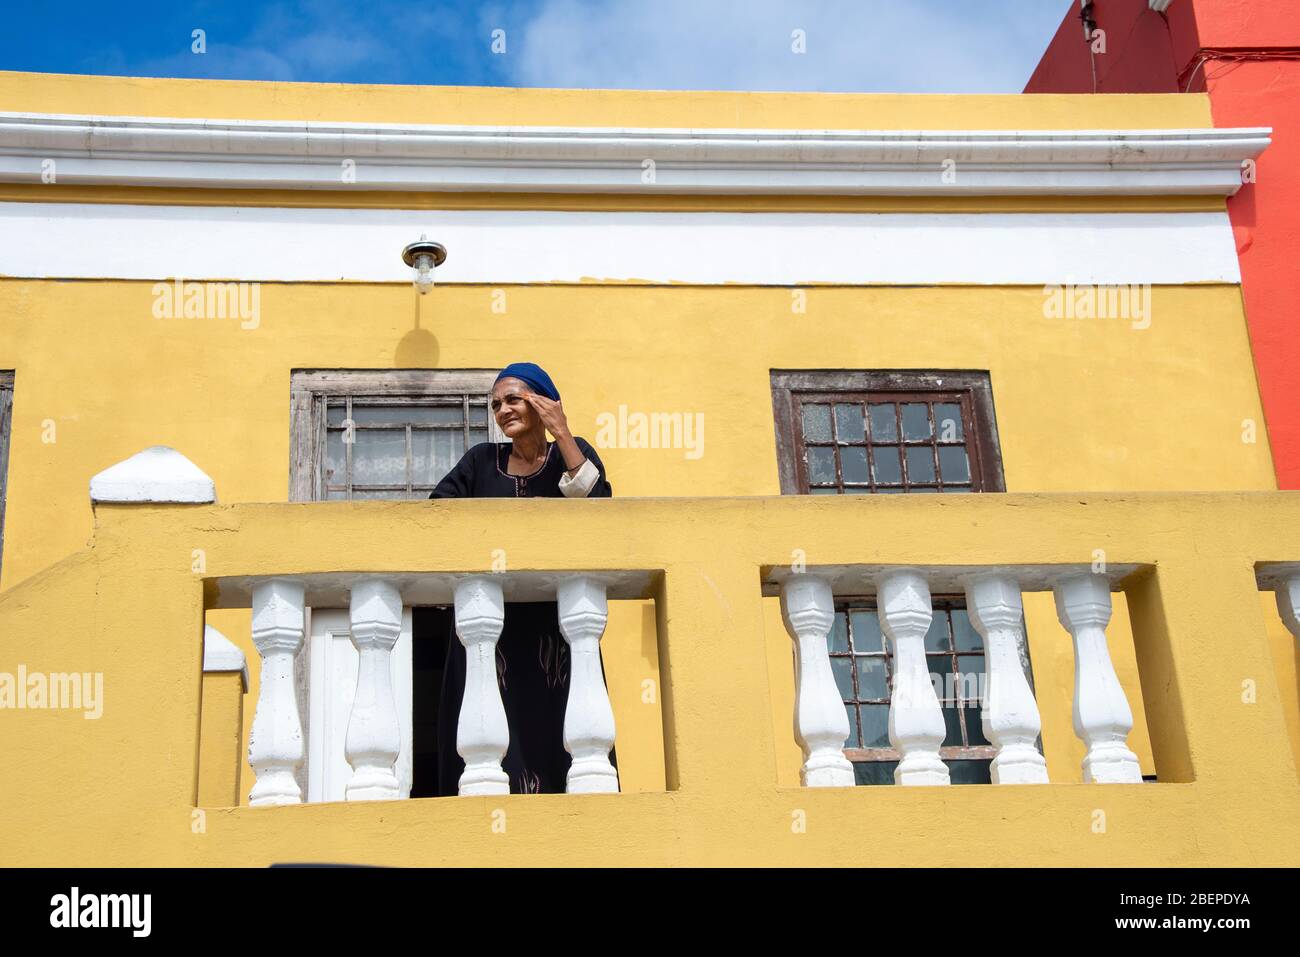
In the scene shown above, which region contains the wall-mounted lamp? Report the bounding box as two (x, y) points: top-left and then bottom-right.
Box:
(401, 235), (447, 294)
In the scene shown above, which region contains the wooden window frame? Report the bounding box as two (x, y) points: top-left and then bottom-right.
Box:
(769, 370), (1006, 495)
(0, 371), (12, 583)
(289, 369), (503, 502)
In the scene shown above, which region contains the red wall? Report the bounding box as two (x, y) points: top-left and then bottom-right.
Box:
(1027, 0), (1300, 488)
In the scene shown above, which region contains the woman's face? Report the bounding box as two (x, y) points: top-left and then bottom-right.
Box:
(491, 377), (539, 438)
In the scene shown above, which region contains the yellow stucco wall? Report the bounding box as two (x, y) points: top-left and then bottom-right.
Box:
(1, 72), (1295, 863)
(0, 281), (1292, 804)
(197, 671), (244, 807)
(0, 493), (1296, 866)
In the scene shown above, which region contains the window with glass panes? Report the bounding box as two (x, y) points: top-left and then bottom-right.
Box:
(289, 370), (500, 502)
(828, 597), (1014, 785)
(769, 371), (1005, 496)
(770, 371), (1019, 783)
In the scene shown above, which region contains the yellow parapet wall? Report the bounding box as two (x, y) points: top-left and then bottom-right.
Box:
(0, 69), (1216, 129)
(0, 492), (1296, 867)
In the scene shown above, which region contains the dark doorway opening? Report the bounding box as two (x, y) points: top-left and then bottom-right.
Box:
(411, 605), (451, 798)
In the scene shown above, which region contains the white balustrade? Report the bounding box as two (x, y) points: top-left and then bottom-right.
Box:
(557, 576), (619, 793)
(1053, 573), (1143, 783)
(453, 576), (511, 796)
(344, 579), (404, 801)
(780, 575), (855, 787)
(248, 579), (306, 806)
(877, 570), (950, 786)
(965, 575), (1049, 785)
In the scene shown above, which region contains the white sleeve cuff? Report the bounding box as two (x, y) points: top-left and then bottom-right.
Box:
(558, 458), (600, 498)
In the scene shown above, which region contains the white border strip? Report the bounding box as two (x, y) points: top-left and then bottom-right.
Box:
(0, 203), (1241, 284)
(0, 112), (1270, 196)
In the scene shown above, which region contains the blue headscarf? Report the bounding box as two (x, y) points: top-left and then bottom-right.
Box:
(495, 362), (560, 401)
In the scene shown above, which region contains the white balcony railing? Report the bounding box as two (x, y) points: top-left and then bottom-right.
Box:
(765, 563), (1147, 788)
(209, 570), (654, 806)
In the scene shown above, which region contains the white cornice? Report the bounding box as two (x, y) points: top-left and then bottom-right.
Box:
(0, 111), (1271, 196)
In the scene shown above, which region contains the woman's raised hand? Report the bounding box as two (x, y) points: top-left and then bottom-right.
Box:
(522, 392), (571, 440)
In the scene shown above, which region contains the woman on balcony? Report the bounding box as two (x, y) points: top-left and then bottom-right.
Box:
(428, 362), (615, 796)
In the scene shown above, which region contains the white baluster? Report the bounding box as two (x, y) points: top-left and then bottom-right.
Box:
(1054, 573), (1143, 783)
(780, 574), (855, 787)
(965, 574), (1048, 784)
(453, 576), (510, 796)
(877, 571), (950, 786)
(1275, 575), (1300, 645)
(556, 576), (618, 793)
(249, 579), (306, 806)
(344, 579), (403, 801)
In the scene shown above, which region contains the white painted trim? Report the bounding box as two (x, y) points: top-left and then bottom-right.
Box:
(0, 203), (1241, 285)
(89, 445), (216, 503)
(202, 624), (249, 690)
(0, 112), (1269, 196)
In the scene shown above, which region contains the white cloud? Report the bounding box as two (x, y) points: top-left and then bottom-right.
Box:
(505, 0), (1068, 93)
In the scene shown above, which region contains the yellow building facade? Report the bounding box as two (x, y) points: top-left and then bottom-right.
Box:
(0, 71), (1297, 866)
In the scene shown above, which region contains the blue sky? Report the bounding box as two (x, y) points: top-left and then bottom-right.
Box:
(0, 0), (1071, 93)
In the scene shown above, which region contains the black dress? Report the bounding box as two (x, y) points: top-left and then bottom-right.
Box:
(428, 438), (617, 795)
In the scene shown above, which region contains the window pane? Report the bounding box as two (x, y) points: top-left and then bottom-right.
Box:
(433, 430), (465, 482)
(873, 447), (902, 484)
(965, 707), (990, 746)
(841, 447), (869, 484)
(844, 703), (860, 747)
(802, 404), (832, 442)
(942, 703), (963, 746)
(849, 609), (883, 652)
(808, 447), (836, 484)
(860, 703), (890, 748)
(327, 405), (348, 426)
(853, 761), (898, 786)
(810, 487), (839, 495)
(352, 405), (462, 426)
(829, 613), (849, 654)
(352, 429), (407, 484)
(326, 430), (345, 486)
(925, 612), (952, 652)
(856, 656), (889, 700)
(953, 655), (983, 704)
(830, 656), (854, 700)
(351, 489), (397, 500)
(905, 446), (936, 483)
(834, 404), (865, 442)
(927, 659), (952, 699)
(901, 403), (932, 440)
(939, 446), (970, 483)
(468, 429), (488, 448)
(470, 404), (489, 426)
(949, 759), (992, 785)
(952, 608), (981, 651)
(868, 403), (897, 442)
(934, 403), (963, 441)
